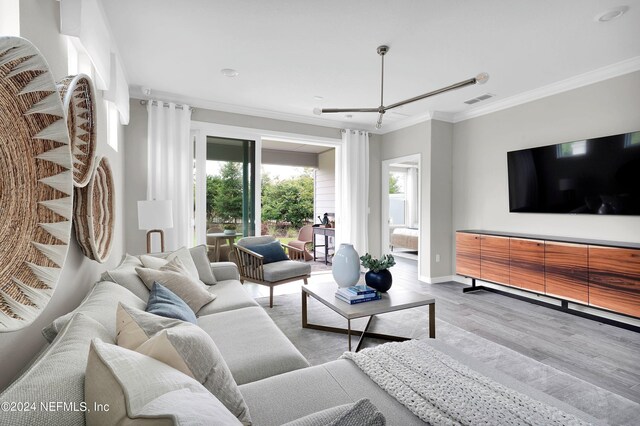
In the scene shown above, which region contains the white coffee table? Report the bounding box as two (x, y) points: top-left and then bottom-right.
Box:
(302, 282), (436, 351)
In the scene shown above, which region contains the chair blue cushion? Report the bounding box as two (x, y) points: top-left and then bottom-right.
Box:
(246, 240), (289, 264)
(146, 282), (197, 324)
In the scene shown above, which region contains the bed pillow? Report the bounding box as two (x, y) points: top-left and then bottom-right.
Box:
(85, 338), (241, 425)
(245, 240), (288, 264)
(136, 259), (216, 313)
(146, 282), (197, 324)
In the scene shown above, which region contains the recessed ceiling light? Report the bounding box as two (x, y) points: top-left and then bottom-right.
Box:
(221, 68), (239, 77)
(594, 6), (629, 22)
(313, 96), (324, 101)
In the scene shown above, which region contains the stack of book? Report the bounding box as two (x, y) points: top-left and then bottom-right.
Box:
(335, 285), (381, 305)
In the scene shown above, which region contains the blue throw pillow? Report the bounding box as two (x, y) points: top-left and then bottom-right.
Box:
(246, 240), (288, 264)
(146, 282), (197, 324)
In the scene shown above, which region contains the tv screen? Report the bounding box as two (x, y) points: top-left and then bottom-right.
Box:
(507, 131), (640, 215)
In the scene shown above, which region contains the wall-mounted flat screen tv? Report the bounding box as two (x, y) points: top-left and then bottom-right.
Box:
(507, 131), (640, 215)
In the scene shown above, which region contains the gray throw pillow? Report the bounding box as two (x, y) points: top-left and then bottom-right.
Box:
(115, 304), (251, 424)
(283, 399), (385, 426)
(136, 258), (216, 313)
(102, 254), (150, 301)
(85, 338), (242, 425)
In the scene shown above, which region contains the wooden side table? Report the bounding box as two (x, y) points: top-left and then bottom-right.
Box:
(206, 232), (241, 262)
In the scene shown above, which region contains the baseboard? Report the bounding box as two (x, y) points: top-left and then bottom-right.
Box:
(419, 275), (455, 284)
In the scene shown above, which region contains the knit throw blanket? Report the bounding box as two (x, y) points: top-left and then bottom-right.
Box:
(341, 340), (591, 426)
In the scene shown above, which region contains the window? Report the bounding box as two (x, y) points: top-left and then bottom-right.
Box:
(624, 132), (640, 148)
(106, 101), (119, 151)
(557, 140), (587, 158)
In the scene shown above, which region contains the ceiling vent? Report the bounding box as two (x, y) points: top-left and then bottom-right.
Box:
(464, 93), (495, 105)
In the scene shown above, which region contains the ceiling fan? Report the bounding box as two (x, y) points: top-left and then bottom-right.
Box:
(314, 45), (489, 129)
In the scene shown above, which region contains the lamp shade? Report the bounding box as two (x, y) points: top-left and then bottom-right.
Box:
(137, 200), (173, 230)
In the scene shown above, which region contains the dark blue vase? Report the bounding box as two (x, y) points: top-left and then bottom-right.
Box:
(365, 269), (392, 292)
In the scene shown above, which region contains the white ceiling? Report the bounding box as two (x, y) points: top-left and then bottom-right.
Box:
(102, 0), (640, 132)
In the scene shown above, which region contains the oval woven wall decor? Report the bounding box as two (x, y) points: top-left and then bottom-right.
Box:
(0, 37), (73, 331)
(73, 156), (115, 263)
(57, 74), (97, 187)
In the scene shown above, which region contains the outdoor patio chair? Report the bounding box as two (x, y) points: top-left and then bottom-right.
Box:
(287, 224), (314, 261)
(234, 236), (311, 308)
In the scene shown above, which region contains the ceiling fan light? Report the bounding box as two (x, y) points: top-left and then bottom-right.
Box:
(475, 72), (490, 85)
(375, 122), (382, 129)
(313, 107), (322, 115)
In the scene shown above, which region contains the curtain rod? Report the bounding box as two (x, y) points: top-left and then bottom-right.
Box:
(139, 99), (194, 111)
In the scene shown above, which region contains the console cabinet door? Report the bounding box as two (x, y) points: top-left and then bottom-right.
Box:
(510, 238), (545, 292)
(589, 246), (640, 318)
(480, 235), (510, 285)
(545, 242), (588, 303)
(456, 232), (480, 278)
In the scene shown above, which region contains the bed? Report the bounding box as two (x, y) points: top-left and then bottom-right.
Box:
(390, 227), (419, 251)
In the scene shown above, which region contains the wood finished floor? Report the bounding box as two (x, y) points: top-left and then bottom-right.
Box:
(243, 256), (640, 425)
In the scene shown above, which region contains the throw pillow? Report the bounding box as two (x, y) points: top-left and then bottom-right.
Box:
(245, 240), (288, 264)
(189, 244), (217, 285)
(135, 260), (216, 313)
(140, 246), (204, 283)
(135, 324), (251, 424)
(101, 254), (150, 301)
(85, 338), (242, 425)
(146, 282), (197, 324)
(282, 399), (386, 426)
(116, 303), (187, 349)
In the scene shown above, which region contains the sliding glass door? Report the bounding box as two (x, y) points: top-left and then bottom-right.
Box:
(203, 137), (256, 237)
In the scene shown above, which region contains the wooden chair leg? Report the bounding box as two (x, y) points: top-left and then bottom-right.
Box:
(240, 279), (244, 284)
(269, 286), (274, 308)
(303, 278), (308, 285)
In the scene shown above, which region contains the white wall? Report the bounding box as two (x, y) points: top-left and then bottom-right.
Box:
(0, 0), (126, 391)
(452, 71), (640, 270)
(314, 149), (336, 221)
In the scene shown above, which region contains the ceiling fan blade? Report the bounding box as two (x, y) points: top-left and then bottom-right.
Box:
(385, 77), (478, 110)
(321, 107), (380, 114)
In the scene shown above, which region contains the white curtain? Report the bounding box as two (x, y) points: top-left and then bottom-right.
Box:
(406, 167), (419, 228)
(147, 101), (192, 250)
(337, 129), (369, 256)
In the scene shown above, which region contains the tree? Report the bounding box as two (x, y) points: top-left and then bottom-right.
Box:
(262, 170), (314, 227)
(213, 162), (243, 223)
(206, 175), (222, 222)
(389, 174), (401, 194)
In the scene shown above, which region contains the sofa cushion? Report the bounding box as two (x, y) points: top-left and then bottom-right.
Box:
(282, 399), (385, 426)
(116, 304), (187, 350)
(245, 240), (289, 264)
(85, 339), (241, 425)
(197, 279), (259, 316)
(135, 323), (251, 424)
(140, 246), (199, 282)
(142, 245), (217, 285)
(210, 262), (241, 281)
(42, 281), (146, 343)
(0, 314), (113, 426)
(189, 244), (218, 284)
(102, 254), (151, 301)
(136, 263), (216, 313)
(262, 260), (311, 282)
(197, 306), (310, 385)
(146, 282), (197, 324)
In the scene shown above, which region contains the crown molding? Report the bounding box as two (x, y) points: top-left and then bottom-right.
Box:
(451, 56), (640, 123)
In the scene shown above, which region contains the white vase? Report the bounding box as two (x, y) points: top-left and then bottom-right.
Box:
(332, 244), (360, 288)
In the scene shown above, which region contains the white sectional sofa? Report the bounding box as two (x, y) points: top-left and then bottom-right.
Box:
(0, 246), (600, 425)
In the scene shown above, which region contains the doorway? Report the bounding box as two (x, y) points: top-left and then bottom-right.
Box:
(381, 154), (421, 275)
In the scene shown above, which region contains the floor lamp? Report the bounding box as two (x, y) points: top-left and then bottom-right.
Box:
(137, 200), (173, 253)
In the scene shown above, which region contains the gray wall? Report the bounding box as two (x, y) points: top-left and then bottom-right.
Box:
(0, 0), (126, 391)
(452, 71), (640, 271)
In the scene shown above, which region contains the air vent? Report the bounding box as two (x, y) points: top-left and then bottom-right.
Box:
(464, 93), (495, 105)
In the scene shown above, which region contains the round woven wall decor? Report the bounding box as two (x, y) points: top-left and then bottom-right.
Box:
(0, 37), (73, 331)
(73, 156), (115, 263)
(57, 74), (97, 187)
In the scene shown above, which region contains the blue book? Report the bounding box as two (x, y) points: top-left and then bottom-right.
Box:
(335, 292), (381, 305)
(337, 287), (380, 300)
(345, 285), (377, 295)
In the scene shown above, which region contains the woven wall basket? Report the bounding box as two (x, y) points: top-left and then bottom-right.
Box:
(57, 74), (97, 187)
(0, 37), (73, 331)
(73, 156), (115, 263)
